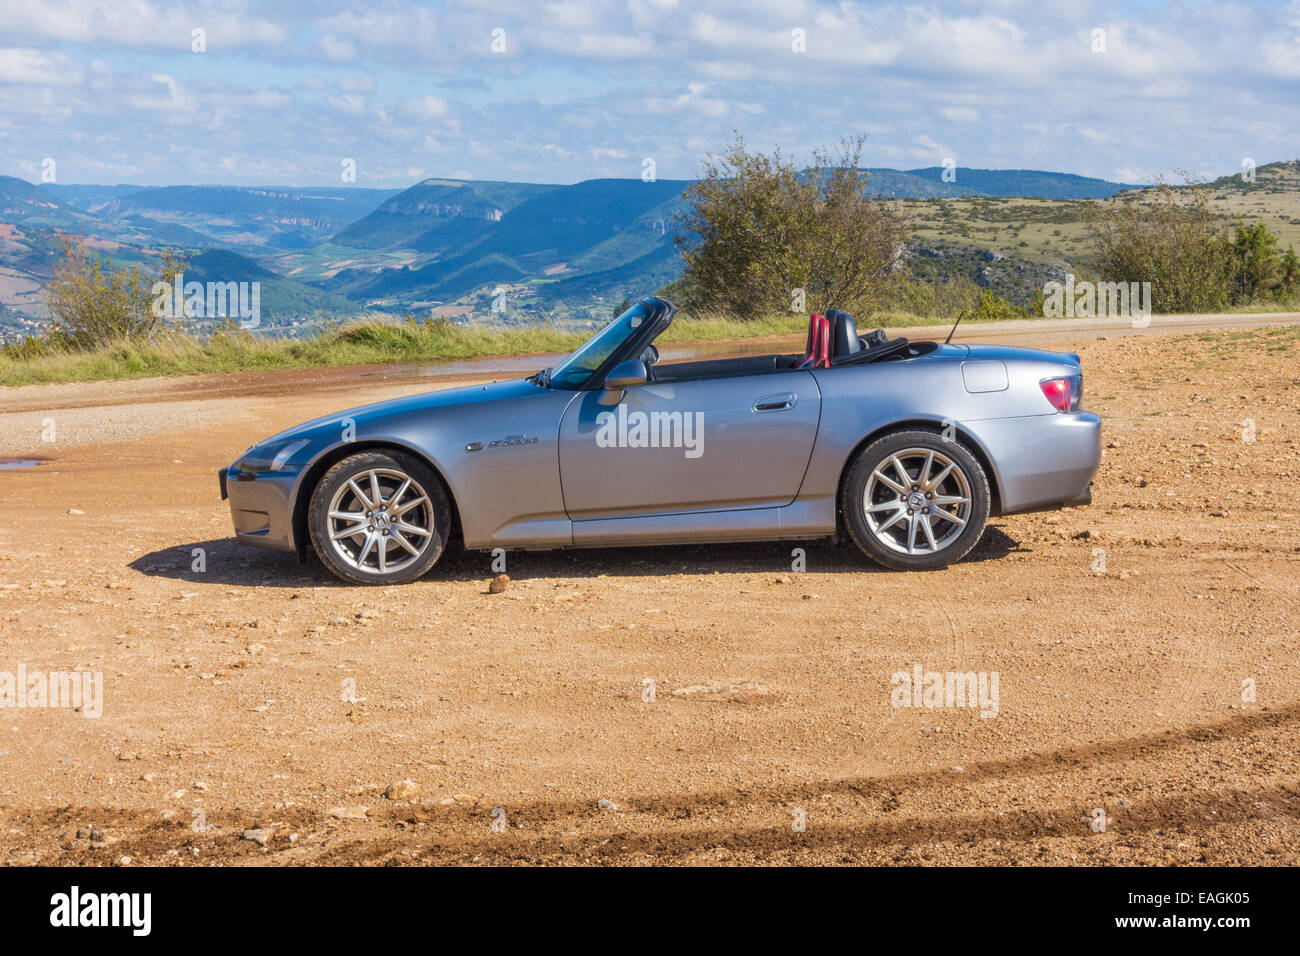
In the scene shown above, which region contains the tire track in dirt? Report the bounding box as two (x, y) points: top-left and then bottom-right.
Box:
(1, 322), (1297, 866)
(9, 700), (1297, 865)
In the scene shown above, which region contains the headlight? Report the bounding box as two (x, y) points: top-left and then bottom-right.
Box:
(238, 437), (311, 474)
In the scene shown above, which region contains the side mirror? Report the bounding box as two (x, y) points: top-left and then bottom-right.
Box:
(598, 358), (648, 405)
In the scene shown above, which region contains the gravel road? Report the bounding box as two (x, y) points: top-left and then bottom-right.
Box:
(0, 317), (1296, 865)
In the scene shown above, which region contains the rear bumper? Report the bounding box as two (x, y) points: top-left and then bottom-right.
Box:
(221, 466), (298, 552)
(969, 411), (1101, 515)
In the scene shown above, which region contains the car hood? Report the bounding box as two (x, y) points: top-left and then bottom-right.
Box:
(255, 376), (546, 447)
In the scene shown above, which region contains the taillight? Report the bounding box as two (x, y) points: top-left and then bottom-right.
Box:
(1040, 375), (1082, 412)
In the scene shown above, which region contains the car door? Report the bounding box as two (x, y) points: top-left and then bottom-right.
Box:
(557, 369), (821, 520)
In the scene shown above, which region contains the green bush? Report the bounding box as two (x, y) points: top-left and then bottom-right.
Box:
(884, 275), (1028, 321)
(1088, 182), (1233, 313)
(1086, 182), (1300, 311)
(1230, 220), (1280, 301)
(674, 135), (909, 320)
(44, 236), (185, 348)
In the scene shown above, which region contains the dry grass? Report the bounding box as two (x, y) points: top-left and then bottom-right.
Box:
(0, 309), (970, 387)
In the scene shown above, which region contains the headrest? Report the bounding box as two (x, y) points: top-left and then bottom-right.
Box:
(832, 310), (861, 356)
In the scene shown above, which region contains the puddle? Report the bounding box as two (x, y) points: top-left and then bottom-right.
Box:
(0, 459), (44, 470)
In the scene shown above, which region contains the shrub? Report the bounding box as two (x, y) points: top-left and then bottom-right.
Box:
(1280, 245), (1300, 294)
(885, 275), (1028, 321)
(44, 236), (184, 348)
(1229, 219), (1280, 301)
(1087, 182), (1233, 313)
(674, 135), (909, 320)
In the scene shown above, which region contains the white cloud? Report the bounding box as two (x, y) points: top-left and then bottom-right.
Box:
(398, 94), (450, 120)
(0, 0), (285, 50)
(327, 93), (368, 115)
(337, 72), (378, 94)
(0, 48), (83, 86)
(129, 72), (194, 112)
(317, 35), (358, 62)
(0, 0), (1296, 187)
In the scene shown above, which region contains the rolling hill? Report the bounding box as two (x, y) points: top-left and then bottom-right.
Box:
(0, 177), (372, 332)
(11, 160), (1284, 338)
(308, 170), (1143, 319)
(906, 167), (1142, 199)
(181, 249), (360, 326)
(332, 179), (558, 250)
(46, 183), (401, 252)
(312, 178), (692, 316)
(0, 175), (129, 239)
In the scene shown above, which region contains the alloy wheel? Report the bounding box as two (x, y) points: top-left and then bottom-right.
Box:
(862, 447), (973, 556)
(325, 467), (434, 574)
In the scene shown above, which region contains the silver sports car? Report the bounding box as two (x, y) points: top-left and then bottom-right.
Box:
(220, 297), (1100, 584)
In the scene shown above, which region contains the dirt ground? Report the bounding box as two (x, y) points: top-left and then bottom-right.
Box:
(0, 317), (1297, 866)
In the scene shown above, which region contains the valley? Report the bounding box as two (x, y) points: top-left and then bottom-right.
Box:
(2, 162), (1297, 338)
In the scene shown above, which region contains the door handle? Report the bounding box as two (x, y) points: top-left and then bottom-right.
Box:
(753, 393), (797, 412)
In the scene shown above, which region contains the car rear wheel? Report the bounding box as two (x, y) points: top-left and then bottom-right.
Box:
(308, 451), (451, 585)
(841, 429), (990, 571)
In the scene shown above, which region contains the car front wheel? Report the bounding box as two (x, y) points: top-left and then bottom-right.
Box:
(841, 429), (990, 571)
(308, 451), (451, 585)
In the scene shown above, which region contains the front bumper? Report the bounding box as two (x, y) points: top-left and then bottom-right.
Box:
(220, 464), (299, 552)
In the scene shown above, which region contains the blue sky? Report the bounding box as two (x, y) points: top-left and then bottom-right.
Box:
(1, 0), (1297, 188)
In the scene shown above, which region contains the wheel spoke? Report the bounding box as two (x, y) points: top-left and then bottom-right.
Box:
(876, 507), (907, 533)
(891, 456), (911, 489)
(391, 529), (420, 556)
(356, 532), (376, 566)
(347, 478), (373, 511)
(918, 451), (934, 489)
(391, 495), (429, 518)
(932, 493), (968, 506)
(388, 478), (411, 510)
(369, 471), (383, 511)
(873, 470), (905, 494)
(866, 500), (903, 514)
(906, 513), (919, 554)
(330, 522), (367, 541)
(925, 463), (955, 492)
(395, 520), (430, 537)
(329, 510), (366, 522)
(932, 509), (966, 527)
(921, 515), (939, 550)
(377, 537), (388, 572)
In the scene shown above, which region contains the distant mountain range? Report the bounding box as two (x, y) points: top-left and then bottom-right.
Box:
(0, 165), (1159, 336)
(315, 177), (692, 315)
(904, 168), (1139, 199)
(47, 183), (403, 250)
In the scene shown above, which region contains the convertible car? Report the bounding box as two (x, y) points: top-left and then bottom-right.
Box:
(220, 297), (1100, 584)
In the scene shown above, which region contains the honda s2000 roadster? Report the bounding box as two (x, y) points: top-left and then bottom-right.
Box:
(220, 297), (1100, 584)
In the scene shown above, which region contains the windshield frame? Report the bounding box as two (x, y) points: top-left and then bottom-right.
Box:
(544, 298), (674, 390)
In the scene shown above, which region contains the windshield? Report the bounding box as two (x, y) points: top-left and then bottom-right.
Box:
(547, 301), (651, 389)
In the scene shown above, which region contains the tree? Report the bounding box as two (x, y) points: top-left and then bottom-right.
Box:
(1280, 244), (1300, 295)
(1229, 219), (1280, 301)
(45, 235), (185, 347)
(673, 135), (908, 320)
(1088, 181), (1233, 313)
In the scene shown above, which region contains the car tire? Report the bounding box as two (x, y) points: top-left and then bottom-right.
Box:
(840, 429), (990, 571)
(308, 450), (451, 585)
